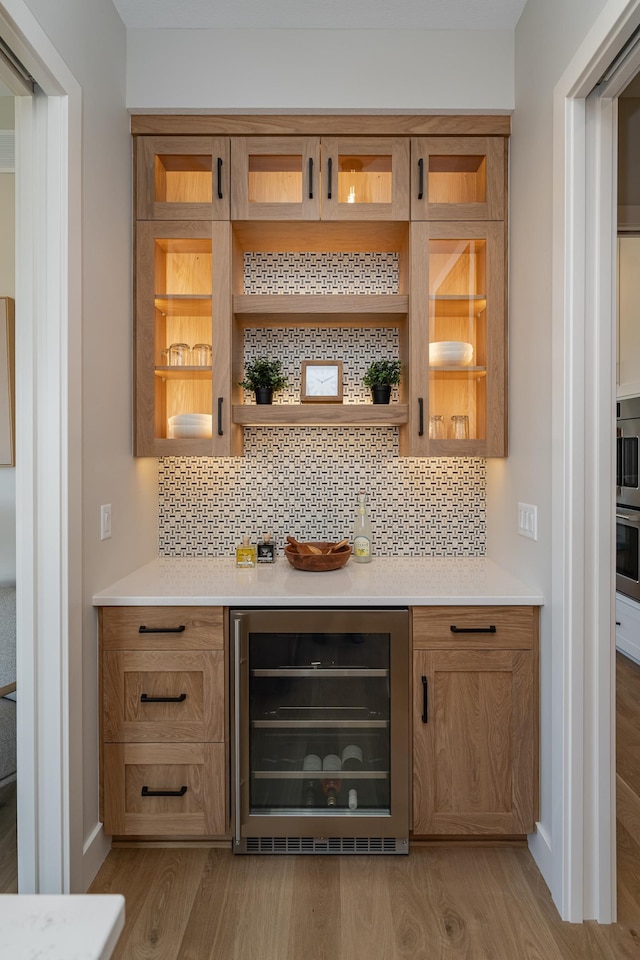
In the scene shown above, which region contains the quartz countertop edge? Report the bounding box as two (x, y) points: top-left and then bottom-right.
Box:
(92, 557), (544, 607)
(0, 894), (125, 959)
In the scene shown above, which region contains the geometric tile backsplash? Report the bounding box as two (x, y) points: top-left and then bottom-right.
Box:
(158, 439), (486, 557)
(158, 251), (486, 557)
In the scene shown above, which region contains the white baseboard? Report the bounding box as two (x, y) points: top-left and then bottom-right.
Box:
(528, 822), (555, 906)
(82, 821), (111, 892)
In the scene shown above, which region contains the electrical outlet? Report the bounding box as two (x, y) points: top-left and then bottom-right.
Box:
(517, 502), (537, 541)
(100, 504), (112, 541)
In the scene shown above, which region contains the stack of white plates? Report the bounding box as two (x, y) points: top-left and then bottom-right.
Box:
(429, 340), (474, 367)
(168, 413), (213, 439)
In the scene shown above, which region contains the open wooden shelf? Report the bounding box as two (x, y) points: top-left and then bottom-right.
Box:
(233, 403), (409, 426)
(233, 294), (408, 327)
(429, 366), (487, 379)
(154, 366), (212, 380)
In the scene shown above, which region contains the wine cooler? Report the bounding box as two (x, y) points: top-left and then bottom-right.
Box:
(231, 607), (409, 855)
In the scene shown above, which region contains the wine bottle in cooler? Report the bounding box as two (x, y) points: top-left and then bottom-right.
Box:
(352, 490), (373, 563)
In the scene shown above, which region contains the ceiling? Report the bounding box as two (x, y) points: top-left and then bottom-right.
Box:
(110, 0), (528, 31)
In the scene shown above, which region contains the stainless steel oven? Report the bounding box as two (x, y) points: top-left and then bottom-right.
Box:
(230, 607), (409, 854)
(617, 398), (640, 600)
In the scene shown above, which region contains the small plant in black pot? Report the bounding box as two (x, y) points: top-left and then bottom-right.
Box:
(240, 356), (289, 405)
(363, 359), (401, 404)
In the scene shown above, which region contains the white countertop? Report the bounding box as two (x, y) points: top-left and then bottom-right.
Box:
(92, 556), (544, 607)
(0, 895), (125, 960)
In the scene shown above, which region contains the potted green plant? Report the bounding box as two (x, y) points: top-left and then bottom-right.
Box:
(239, 356), (289, 405)
(363, 359), (401, 404)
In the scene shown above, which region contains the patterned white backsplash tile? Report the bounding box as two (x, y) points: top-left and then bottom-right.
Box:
(158, 251), (486, 557)
(158, 432), (486, 557)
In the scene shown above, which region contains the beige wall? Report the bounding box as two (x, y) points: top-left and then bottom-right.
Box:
(18, 0), (158, 878)
(0, 94), (14, 585)
(487, 0), (611, 901)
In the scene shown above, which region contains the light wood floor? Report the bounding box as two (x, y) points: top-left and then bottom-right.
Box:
(0, 779), (17, 893)
(88, 651), (640, 960)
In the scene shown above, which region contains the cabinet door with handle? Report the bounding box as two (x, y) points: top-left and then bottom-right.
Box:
(412, 646), (536, 836)
(412, 603), (538, 836)
(403, 220), (506, 458)
(411, 137), (505, 221)
(136, 136), (231, 220)
(134, 219), (239, 456)
(231, 137), (321, 220)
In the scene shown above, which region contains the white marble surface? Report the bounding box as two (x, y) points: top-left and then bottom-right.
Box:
(92, 556), (544, 606)
(0, 895), (125, 959)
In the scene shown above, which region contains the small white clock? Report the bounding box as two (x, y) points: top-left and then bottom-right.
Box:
(301, 360), (344, 403)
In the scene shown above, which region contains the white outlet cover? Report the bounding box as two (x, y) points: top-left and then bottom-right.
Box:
(518, 502), (537, 541)
(100, 504), (112, 541)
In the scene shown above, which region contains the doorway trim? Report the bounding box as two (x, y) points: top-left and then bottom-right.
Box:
(552, 0), (640, 922)
(0, 0), (83, 892)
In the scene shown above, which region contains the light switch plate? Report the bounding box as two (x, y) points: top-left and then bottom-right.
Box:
(517, 502), (537, 540)
(100, 504), (112, 541)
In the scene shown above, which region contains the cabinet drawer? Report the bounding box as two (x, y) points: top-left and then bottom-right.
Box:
(103, 649), (224, 743)
(412, 606), (536, 650)
(103, 741), (227, 837)
(100, 606), (224, 651)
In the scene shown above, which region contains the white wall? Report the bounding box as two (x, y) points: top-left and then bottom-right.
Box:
(125, 28), (514, 113)
(486, 0), (611, 904)
(15, 0), (159, 885)
(0, 95), (14, 585)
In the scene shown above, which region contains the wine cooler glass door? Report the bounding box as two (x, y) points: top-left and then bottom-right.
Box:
(232, 608), (409, 850)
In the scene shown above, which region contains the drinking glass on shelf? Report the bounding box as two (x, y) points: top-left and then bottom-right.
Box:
(191, 342), (212, 366)
(168, 342), (191, 366)
(450, 414), (469, 439)
(429, 415), (445, 439)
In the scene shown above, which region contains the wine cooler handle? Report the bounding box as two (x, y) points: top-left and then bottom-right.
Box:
(418, 157), (424, 200)
(138, 624), (185, 634)
(141, 785), (187, 797)
(140, 692), (187, 704)
(450, 625), (497, 634)
(234, 617), (242, 847)
(421, 675), (428, 723)
(217, 157), (223, 199)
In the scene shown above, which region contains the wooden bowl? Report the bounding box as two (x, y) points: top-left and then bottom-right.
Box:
(284, 542), (352, 572)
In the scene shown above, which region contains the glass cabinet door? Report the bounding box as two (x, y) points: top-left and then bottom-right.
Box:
(407, 221), (506, 457)
(411, 137), (505, 221)
(136, 136), (230, 220)
(135, 220), (234, 456)
(321, 138), (410, 221)
(231, 137), (321, 220)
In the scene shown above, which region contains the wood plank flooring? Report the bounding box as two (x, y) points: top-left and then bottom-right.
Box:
(88, 651), (640, 960)
(0, 779), (17, 893)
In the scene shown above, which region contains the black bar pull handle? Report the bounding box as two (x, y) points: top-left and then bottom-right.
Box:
(327, 157), (333, 199)
(140, 693), (187, 704)
(218, 397), (224, 436)
(421, 676), (428, 723)
(450, 625), (497, 634)
(217, 157), (223, 199)
(308, 157), (313, 199)
(141, 785), (187, 798)
(418, 157), (424, 200)
(418, 397), (424, 436)
(138, 624), (186, 634)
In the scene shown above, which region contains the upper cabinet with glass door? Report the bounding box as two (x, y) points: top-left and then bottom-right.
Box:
(134, 220), (239, 457)
(231, 137), (409, 221)
(402, 221), (506, 458)
(411, 137), (505, 221)
(136, 136), (231, 220)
